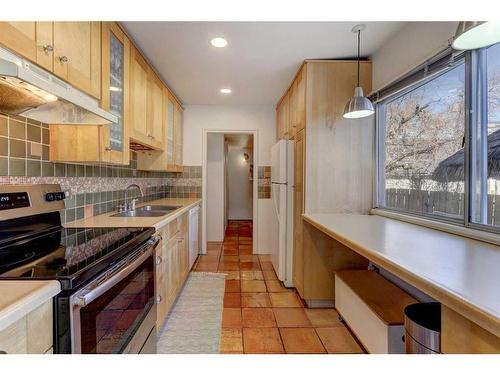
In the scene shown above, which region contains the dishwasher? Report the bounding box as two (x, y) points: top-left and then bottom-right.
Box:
(188, 205), (200, 269)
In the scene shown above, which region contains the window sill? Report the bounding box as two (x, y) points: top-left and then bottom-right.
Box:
(371, 208), (500, 247)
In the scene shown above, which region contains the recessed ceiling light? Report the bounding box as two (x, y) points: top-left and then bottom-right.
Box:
(220, 88), (232, 94)
(211, 37), (228, 48)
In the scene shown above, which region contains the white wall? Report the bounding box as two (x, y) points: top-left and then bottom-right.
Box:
(206, 133), (225, 242)
(227, 145), (253, 220)
(371, 22), (458, 92)
(183, 105), (275, 166)
(185, 105), (277, 254)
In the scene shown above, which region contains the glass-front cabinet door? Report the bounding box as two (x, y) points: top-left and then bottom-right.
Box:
(166, 92), (175, 169)
(101, 22), (130, 164)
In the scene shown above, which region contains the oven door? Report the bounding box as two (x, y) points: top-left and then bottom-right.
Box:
(70, 236), (159, 354)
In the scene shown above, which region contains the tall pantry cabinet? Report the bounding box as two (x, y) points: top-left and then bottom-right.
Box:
(276, 60), (372, 307)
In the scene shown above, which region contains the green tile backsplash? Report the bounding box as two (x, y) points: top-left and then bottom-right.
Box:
(0, 113), (202, 224)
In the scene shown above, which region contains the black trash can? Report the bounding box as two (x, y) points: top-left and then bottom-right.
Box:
(404, 302), (441, 354)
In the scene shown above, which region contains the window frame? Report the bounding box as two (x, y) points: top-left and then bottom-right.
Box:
(375, 53), (468, 227)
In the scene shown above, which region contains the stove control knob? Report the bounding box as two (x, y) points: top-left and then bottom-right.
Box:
(45, 193), (55, 202)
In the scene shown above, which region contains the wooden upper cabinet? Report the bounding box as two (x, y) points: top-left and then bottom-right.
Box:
(174, 101), (183, 171)
(130, 44), (149, 145)
(166, 92), (176, 169)
(0, 22), (101, 98)
(53, 22), (101, 98)
(100, 22), (130, 164)
(0, 22), (53, 72)
(289, 83), (297, 138)
(296, 65), (306, 131)
(146, 69), (165, 150)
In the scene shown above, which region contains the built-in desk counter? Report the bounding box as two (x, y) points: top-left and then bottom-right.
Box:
(303, 213), (500, 352)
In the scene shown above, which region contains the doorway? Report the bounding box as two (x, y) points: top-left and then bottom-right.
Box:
(202, 130), (258, 255)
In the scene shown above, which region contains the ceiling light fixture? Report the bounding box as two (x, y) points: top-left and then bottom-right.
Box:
(210, 37), (228, 48)
(220, 88), (232, 94)
(452, 22), (500, 50)
(343, 24), (374, 119)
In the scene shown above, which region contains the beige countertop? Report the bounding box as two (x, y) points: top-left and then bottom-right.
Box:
(303, 213), (500, 337)
(65, 197), (201, 230)
(0, 280), (60, 330)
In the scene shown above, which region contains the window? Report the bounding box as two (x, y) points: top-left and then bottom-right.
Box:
(378, 62), (466, 221)
(470, 43), (500, 228)
(376, 42), (500, 232)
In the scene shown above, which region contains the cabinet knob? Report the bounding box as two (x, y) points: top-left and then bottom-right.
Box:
(105, 146), (112, 152)
(42, 44), (53, 53)
(156, 295), (162, 304)
(59, 56), (69, 63)
(156, 256), (162, 265)
(0, 350), (7, 354)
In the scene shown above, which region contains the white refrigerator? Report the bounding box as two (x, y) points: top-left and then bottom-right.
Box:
(271, 139), (294, 287)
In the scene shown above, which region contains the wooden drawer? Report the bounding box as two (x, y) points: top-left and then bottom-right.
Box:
(335, 270), (417, 354)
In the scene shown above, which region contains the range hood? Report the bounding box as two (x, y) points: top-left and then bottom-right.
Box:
(0, 46), (117, 125)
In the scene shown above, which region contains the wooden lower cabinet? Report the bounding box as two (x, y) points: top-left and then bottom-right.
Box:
(441, 305), (500, 354)
(155, 211), (192, 331)
(296, 221), (369, 307)
(292, 129), (305, 296)
(0, 300), (53, 354)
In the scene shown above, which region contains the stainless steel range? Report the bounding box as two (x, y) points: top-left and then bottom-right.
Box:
(0, 184), (160, 354)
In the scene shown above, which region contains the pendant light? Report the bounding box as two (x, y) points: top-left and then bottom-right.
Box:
(343, 24), (374, 119)
(452, 22), (500, 51)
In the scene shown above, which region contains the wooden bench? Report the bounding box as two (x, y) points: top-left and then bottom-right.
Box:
(335, 270), (418, 353)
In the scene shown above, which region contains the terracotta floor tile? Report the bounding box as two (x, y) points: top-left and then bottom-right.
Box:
(220, 328), (243, 353)
(242, 308), (276, 327)
(218, 261), (240, 271)
(238, 244), (253, 251)
(273, 308), (312, 327)
(224, 293), (241, 308)
(239, 247), (253, 255)
(223, 243), (239, 251)
(280, 328), (326, 354)
(225, 279), (241, 293)
(316, 327), (364, 353)
(258, 255), (272, 262)
(240, 270), (264, 280)
(239, 255), (260, 262)
(222, 308), (242, 328)
(224, 271), (240, 280)
(241, 293), (271, 308)
(242, 328), (284, 354)
(263, 270), (278, 280)
(265, 280), (289, 292)
(260, 262), (274, 271)
(194, 263), (218, 272)
(269, 292), (303, 307)
(220, 255), (239, 262)
(223, 248), (239, 256)
(241, 280), (267, 292)
(239, 261), (261, 271)
(304, 309), (343, 327)
(207, 242), (223, 250)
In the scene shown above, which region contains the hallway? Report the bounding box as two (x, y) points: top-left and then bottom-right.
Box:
(193, 220), (364, 354)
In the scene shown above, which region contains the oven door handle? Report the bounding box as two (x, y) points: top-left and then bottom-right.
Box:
(72, 235), (160, 307)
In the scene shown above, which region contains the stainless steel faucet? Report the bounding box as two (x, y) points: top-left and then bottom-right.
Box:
(121, 184), (144, 211)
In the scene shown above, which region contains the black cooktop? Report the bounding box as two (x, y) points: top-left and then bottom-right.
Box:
(0, 213), (154, 290)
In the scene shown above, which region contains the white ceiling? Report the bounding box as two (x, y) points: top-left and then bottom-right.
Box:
(121, 22), (405, 105)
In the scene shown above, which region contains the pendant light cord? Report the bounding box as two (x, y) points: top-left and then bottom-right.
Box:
(357, 29), (360, 87)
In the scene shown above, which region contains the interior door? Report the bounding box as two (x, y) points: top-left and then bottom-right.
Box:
(53, 22), (101, 98)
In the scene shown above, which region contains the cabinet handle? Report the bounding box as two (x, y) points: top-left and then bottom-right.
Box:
(156, 295), (162, 304)
(105, 146), (112, 152)
(59, 56), (69, 63)
(156, 256), (162, 265)
(42, 44), (53, 53)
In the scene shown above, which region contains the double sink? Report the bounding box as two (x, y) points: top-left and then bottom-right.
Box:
(111, 205), (182, 218)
